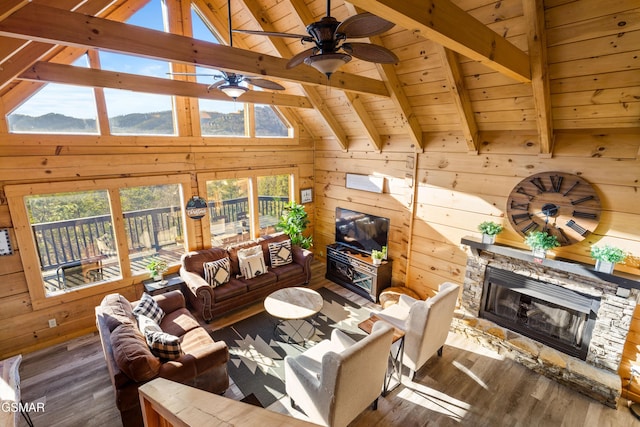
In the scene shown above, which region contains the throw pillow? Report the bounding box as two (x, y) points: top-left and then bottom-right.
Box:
(238, 250), (267, 279)
(144, 330), (184, 361)
(137, 314), (162, 334)
(237, 246), (263, 277)
(268, 239), (293, 267)
(133, 293), (165, 324)
(203, 257), (231, 288)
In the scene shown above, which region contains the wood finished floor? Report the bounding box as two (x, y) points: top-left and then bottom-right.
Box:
(17, 262), (640, 426)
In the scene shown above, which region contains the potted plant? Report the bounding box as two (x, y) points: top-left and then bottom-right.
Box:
(371, 246), (387, 265)
(276, 201), (313, 249)
(524, 230), (559, 260)
(590, 244), (627, 274)
(478, 221), (503, 244)
(147, 258), (168, 282)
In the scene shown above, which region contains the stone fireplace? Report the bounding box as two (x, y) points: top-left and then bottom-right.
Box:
(455, 237), (640, 407)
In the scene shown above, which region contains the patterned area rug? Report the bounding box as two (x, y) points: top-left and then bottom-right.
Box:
(210, 287), (371, 408)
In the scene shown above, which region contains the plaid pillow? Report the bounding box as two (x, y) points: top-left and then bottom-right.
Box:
(133, 293), (165, 324)
(144, 330), (183, 360)
(268, 239), (293, 267)
(203, 257), (231, 287)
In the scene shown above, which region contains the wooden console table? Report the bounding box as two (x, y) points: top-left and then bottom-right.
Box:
(139, 377), (321, 426)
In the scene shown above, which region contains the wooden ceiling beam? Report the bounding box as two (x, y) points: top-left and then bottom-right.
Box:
(232, 0), (350, 150)
(0, 0), (121, 91)
(0, 0), (29, 21)
(344, 2), (423, 151)
(0, 2), (390, 97)
(523, 0), (554, 156)
(348, 0), (532, 83)
(436, 44), (479, 154)
(17, 61), (314, 108)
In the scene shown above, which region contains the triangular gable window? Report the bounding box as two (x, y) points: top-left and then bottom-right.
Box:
(7, 56), (99, 134)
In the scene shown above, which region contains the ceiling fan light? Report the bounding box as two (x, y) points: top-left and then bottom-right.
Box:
(305, 53), (351, 77)
(219, 83), (248, 99)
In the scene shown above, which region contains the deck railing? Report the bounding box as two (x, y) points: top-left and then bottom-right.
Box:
(32, 196), (288, 270)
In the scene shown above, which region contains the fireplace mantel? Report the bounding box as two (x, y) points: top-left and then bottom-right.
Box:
(461, 236), (640, 290)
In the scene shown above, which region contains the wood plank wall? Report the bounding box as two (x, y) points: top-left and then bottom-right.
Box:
(0, 130), (315, 358)
(317, 131), (640, 300)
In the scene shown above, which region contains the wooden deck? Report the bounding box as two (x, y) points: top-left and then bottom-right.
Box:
(17, 262), (640, 426)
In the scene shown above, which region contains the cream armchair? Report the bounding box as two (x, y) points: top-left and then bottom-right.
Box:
(375, 281), (459, 379)
(284, 321), (394, 427)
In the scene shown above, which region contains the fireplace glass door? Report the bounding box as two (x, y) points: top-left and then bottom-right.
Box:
(480, 267), (599, 360)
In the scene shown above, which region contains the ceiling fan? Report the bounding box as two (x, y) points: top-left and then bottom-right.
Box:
(234, 0), (398, 78)
(168, 0), (285, 100)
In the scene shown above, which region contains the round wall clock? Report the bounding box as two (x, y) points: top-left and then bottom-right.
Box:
(506, 172), (601, 246)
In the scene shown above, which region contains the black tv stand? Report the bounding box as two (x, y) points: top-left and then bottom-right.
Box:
(325, 243), (392, 302)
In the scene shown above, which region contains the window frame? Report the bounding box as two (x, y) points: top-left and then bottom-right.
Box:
(5, 174), (196, 310)
(197, 167), (298, 248)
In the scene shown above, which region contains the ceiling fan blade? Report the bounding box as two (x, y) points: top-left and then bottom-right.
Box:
(233, 28), (311, 41)
(342, 42), (398, 63)
(207, 80), (226, 90)
(167, 72), (224, 77)
(244, 78), (285, 91)
(287, 47), (316, 69)
(336, 12), (395, 38)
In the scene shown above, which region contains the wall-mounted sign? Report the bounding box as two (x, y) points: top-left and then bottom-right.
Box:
(301, 188), (313, 204)
(186, 196), (207, 220)
(346, 173), (385, 193)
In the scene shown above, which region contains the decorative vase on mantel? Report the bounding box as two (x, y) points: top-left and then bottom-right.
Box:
(482, 234), (496, 244)
(532, 248), (547, 260)
(595, 259), (615, 274)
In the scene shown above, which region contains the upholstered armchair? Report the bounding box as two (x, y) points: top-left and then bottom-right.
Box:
(375, 281), (459, 379)
(284, 321), (394, 427)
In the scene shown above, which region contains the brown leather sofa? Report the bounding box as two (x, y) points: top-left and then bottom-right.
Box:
(95, 290), (229, 427)
(180, 232), (313, 322)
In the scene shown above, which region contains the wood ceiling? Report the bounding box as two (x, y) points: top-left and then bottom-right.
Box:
(0, 0), (638, 153)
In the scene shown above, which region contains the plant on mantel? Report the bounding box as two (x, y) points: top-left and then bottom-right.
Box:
(524, 230), (560, 259)
(590, 244), (627, 273)
(477, 221), (503, 244)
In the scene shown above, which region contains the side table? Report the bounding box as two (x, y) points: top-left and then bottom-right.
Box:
(143, 274), (184, 296)
(358, 315), (405, 396)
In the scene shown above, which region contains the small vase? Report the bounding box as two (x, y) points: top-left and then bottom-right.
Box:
(372, 258), (382, 266)
(532, 248), (546, 261)
(153, 273), (163, 282)
(482, 234), (496, 244)
(595, 260), (615, 274)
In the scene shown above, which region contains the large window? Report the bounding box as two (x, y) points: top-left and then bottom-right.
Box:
(6, 175), (193, 305)
(199, 168), (296, 248)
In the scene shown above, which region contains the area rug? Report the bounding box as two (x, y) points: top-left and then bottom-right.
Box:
(210, 287), (371, 408)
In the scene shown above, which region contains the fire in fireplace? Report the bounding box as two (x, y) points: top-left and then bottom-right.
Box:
(480, 267), (600, 360)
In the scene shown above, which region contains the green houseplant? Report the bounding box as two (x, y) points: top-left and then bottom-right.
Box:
(478, 221), (503, 244)
(371, 246), (387, 265)
(524, 230), (559, 259)
(146, 258), (168, 281)
(276, 201), (313, 249)
(590, 244), (627, 273)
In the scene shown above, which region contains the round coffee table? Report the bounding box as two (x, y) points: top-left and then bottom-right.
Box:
(264, 287), (323, 345)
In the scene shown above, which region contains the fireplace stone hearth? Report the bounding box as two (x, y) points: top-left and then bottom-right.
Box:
(455, 237), (640, 407)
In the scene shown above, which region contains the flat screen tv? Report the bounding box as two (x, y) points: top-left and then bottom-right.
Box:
(335, 207), (390, 254)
